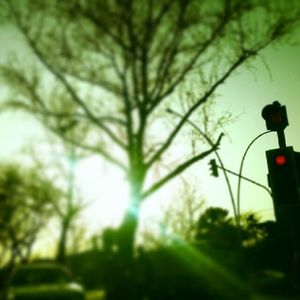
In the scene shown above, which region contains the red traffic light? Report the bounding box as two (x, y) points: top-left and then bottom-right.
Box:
(275, 155), (286, 166)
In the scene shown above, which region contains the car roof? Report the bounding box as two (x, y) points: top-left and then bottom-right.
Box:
(16, 263), (63, 268)
(10, 263), (72, 281)
(12, 263), (71, 274)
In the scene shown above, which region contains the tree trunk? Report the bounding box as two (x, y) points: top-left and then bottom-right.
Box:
(56, 220), (69, 264)
(106, 173), (144, 300)
(117, 166), (145, 258)
(110, 209), (140, 300)
(118, 206), (139, 260)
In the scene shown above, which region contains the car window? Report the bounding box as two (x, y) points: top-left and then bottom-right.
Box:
(11, 266), (71, 286)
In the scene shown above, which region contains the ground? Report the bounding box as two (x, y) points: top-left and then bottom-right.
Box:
(86, 290), (105, 300)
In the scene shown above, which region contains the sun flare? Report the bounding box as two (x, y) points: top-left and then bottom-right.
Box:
(76, 157), (131, 230)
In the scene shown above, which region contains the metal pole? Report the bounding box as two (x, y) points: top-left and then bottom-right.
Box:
(217, 164), (273, 199)
(277, 130), (287, 149)
(166, 109), (238, 224)
(236, 131), (272, 226)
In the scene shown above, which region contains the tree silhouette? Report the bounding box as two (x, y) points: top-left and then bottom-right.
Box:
(194, 207), (279, 279)
(0, 163), (59, 266)
(196, 207), (239, 248)
(160, 179), (205, 243)
(1, 2), (300, 294)
(26, 138), (87, 264)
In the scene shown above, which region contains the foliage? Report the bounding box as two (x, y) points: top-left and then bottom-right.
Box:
(196, 207), (268, 245)
(196, 207), (238, 247)
(0, 163), (60, 266)
(194, 207), (283, 277)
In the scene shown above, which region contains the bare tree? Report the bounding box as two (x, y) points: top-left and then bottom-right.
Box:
(139, 179), (205, 252)
(1, 0), (299, 266)
(25, 137), (87, 263)
(160, 179), (205, 243)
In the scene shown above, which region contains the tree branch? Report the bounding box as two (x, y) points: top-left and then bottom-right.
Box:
(142, 133), (224, 199)
(149, 8), (231, 113)
(44, 123), (128, 172)
(150, 3), (189, 101)
(146, 51), (254, 169)
(82, 5), (131, 53)
(6, 4), (128, 151)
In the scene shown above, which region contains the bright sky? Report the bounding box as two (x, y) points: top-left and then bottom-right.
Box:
(213, 40), (300, 220)
(1, 22), (300, 252)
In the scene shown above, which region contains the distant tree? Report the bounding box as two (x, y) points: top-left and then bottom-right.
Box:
(26, 138), (87, 263)
(196, 207), (239, 248)
(1, 2), (300, 297)
(195, 207), (267, 247)
(0, 163), (59, 266)
(194, 206), (276, 277)
(240, 219), (282, 273)
(238, 212), (264, 245)
(159, 179), (205, 243)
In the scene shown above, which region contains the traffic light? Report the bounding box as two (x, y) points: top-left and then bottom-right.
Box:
(266, 147), (300, 207)
(261, 101), (288, 131)
(209, 159), (219, 177)
(266, 147), (300, 229)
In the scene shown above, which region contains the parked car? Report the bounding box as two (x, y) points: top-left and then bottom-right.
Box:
(7, 262), (85, 300)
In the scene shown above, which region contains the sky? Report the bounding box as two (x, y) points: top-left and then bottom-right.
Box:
(1, 16), (300, 251)
(212, 38), (300, 220)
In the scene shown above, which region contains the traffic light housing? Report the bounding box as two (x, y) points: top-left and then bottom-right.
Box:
(266, 147), (300, 206)
(261, 101), (288, 131)
(266, 147), (300, 227)
(209, 159), (219, 177)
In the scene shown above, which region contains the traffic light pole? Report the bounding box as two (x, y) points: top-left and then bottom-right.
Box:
(236, 130), (272, 227)
(262, 101), (300, 291)
(277, 129), (287, 149)
(215, 163), (273, 198)
(167, 108), (238, 224)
